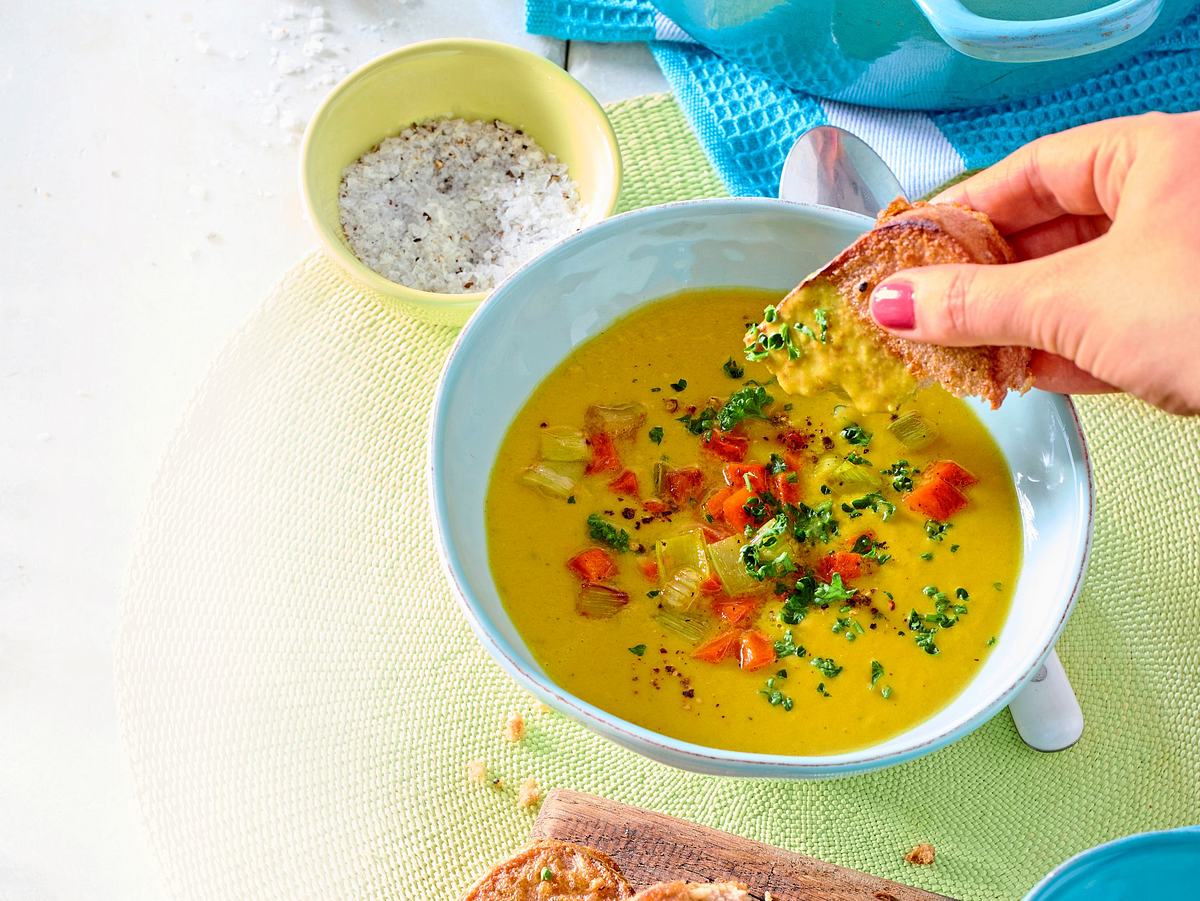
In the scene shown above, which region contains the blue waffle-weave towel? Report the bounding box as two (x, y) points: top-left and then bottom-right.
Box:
(528, 1), (1200, 198)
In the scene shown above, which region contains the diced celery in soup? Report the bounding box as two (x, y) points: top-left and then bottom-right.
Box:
(485, 288), (1021, 756)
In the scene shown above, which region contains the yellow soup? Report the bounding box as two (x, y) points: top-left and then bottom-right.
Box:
(486, 288), (1020, 755)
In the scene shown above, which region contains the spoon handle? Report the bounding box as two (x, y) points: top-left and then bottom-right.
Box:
(1007, 648), (1084, 752)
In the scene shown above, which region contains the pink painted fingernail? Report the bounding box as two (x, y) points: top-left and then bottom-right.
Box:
(871, 280), (915, 330)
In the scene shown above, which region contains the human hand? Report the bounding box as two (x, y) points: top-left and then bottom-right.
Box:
(868, 111), (1200, 415)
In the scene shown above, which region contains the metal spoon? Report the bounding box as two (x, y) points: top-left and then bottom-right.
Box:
(778, 125), (1084, 752)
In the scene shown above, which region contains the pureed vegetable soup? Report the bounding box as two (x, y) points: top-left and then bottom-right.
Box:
(485, 288), (1020, 755)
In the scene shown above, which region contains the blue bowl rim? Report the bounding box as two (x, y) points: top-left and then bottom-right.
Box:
(1024, 825), (1200, 899)
(429, 196), (1095, 776)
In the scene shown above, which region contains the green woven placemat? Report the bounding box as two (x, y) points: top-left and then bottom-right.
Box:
(116, 94), (1200, 901)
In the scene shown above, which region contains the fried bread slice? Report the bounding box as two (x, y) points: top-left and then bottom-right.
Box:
(461, 840), (632, 901)
(747, 199), (1032, 412)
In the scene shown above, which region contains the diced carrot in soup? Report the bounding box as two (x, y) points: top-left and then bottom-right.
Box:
(722, 487), (755, 530)
(722, 463), (767, 492)
(816, 551), (862, 585)
(607, 469), (640, 497)
(692, 629), (741, 664)
(638, 559), (659, 582)
(700, 573), (724, 594)
(567, 548), (618, 583)
(642, 498), (669, 514)
(738, 630), (776, 671)
(663, 466), (706, 504)
(699, 523), (732, 544)
(924, 460), (978, 489)
(704, 487), (734, 519)
(702, 429), (749, 462)
(712, 595), (759, 627)
(585, 431), (621, 474)
(772, 471), (802, 504)
(905, 477), (969, 520)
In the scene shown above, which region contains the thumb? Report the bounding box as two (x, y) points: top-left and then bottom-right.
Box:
(868, 245), (1099, 350)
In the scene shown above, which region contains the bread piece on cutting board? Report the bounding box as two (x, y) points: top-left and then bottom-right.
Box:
(630, 881), (752, 900)
(750, 198), (1032, 412)
(460, 839), (632, 901)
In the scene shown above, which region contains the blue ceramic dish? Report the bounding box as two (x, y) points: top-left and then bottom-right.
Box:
(650, 0), (1197, 109)
(430, 199), (1093, 778)
(1025, 826), (1200, 899)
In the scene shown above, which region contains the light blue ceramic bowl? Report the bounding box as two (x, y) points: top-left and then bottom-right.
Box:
(430, 199), (1093, 778)
(650, 0), (1197, 109)
(1025, 826), (1200, 899)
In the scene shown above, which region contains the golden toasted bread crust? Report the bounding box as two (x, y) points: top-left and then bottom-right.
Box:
(461, 840), (632, 901)
(793, 198), (1032, 408)
(630, 882), (752, 901)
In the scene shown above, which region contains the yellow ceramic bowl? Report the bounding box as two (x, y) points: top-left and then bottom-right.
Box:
(300, 39), (623, 326)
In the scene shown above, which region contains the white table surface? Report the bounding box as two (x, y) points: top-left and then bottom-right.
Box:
(0, 3), (665, 897)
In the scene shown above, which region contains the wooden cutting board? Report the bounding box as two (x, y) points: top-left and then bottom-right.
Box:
(531, 789), (951, 901)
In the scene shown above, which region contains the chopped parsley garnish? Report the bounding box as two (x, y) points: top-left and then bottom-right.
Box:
(811, 656), (843, 678)
(987, 636), (997, 647)
(760, 676), (794, 711)
(781, 575), (817, 624)
(816, 682), (831, 698)
(845, 452), (869, 465)
(648, 426), (664, 444)
(796, 308), (831, 343)
(677, 406), (719, 439)
(906, 585), (968, 655)
(906, 609), (940, 655)
(841, 423), (872, 446)
(745, 310), (803, 361)
(740, 514), (795, 581)
(791, 500), (840, 543)
(844, 492), (896, 521)
(773, 629), (806, 659)
(766, 453), (789, 475)
(994, 581), (1003, 591)
(870, 659), (885, 687)
(924, 519), (952, 542)
(882, 460), (914, 492)
(739, 500), (842, 581)
(851, 534), (892, 565)
(919, 551), (934, 561)
(540, 867), (553, 882)
(815, 573), (855, 605)
(567, 495), (576, 504)
(586, 513), (629, 552)
(832, 615), (864, 640)
(717, 384), (773, 431)
(950, 543), (960, 553)
(956, 587), (970, 600)
(628, 644), (647, 657)
(670, 378), (688, 392)
(814, 308), (830, 341)
(881, 686), (893, 699)
(722, 357), (745, 379)
(745, 305), (828, 362)
(646, 590), (661, 598)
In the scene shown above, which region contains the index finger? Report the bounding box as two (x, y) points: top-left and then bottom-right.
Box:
(934, 115), (1131, 234)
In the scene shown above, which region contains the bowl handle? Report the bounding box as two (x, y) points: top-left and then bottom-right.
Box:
(913, 0), (1164, 63)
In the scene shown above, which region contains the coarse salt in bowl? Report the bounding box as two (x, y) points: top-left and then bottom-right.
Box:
(301, 39), (622, 326)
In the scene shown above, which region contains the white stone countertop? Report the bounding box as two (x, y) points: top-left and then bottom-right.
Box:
(0, 2), (666, 897)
